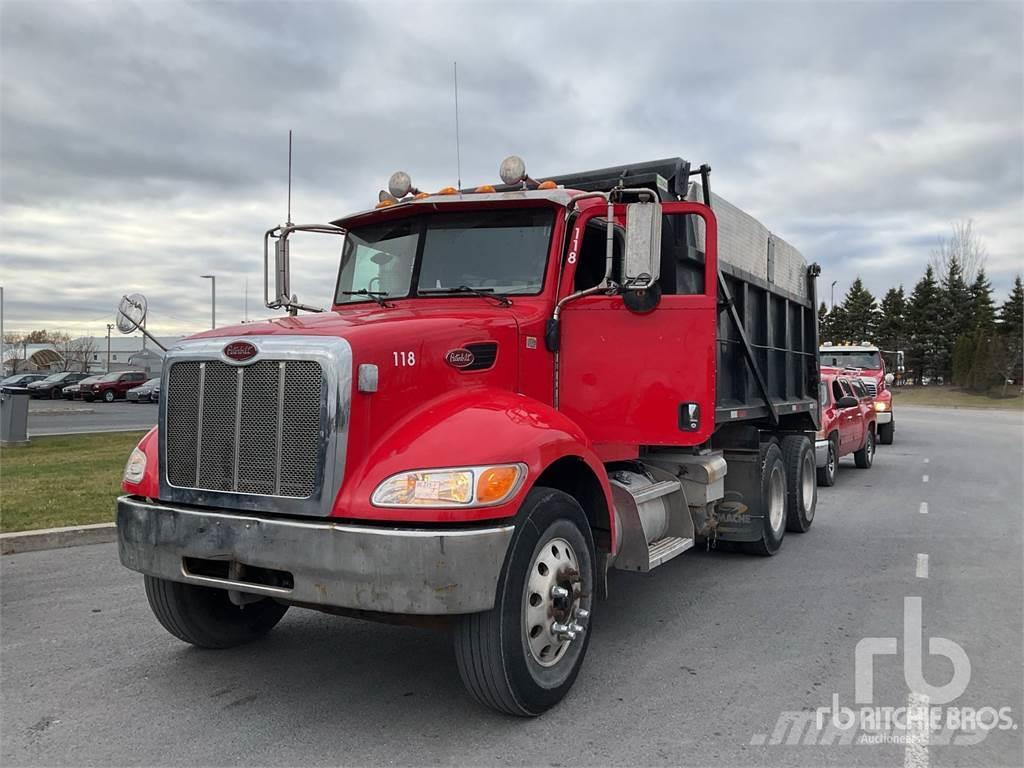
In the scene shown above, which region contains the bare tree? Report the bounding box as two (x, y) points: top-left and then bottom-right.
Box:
(930, 219), (988, 285)
(3, 332), (27, 374)
(57, 334), (94, 372)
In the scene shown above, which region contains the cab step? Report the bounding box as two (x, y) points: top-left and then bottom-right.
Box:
(645, 536), (695, 569)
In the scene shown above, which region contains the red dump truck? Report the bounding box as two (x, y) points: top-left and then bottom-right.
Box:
(117, 157), (821, 715)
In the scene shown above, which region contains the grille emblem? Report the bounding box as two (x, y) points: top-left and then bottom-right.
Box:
(223, 341), (257, 362)
(445, 348), (475, 368)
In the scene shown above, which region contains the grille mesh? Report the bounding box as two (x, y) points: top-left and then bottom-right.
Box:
(166, 359), (323, 498)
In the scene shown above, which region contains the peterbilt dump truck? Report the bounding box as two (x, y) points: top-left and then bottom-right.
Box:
(117, 157), (821, 715)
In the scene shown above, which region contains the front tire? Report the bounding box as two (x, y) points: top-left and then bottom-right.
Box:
(453, 487), (595, 716)
(781, 435), (816, 533)
(144, 576), (288, 649)
(878, 420), (894, 445)
(103, 389), (116, 403)
(744, 443), (787, 556)
(816, 437), (837, 487)
(854, 429), (875, 468)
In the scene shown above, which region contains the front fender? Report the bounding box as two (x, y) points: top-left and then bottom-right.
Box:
(334, 388), (613, 529)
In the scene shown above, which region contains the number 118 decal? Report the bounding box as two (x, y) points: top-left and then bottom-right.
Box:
(393, 351), (416, 367)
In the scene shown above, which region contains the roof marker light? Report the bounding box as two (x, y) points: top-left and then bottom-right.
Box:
(538, 180), (557, 190)
(475, 184), (496, 193)
(437, 186), (458, 195)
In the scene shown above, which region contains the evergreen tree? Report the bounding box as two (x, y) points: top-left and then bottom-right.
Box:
(817, 302), (831, 341)
(937, 257), (972, 380)
(838, 277), (879, 343)
(997, 275), (1024, 340)
(876, 286), (907, 353)
(995, 276), (1024, 390)
(906, 266), (942, 384)
(970, 268), (996, 332)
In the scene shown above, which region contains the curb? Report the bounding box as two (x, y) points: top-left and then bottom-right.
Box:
(1, 523), (117, 555)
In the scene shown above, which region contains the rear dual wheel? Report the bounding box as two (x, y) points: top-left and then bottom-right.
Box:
(744, 443), (787, 556)
(454, 487), (595, 716)
(781, 435), (816, 533)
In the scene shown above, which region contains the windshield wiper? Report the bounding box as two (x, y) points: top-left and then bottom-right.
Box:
(418, 285), (512, 306)
(341, 289), (391, 307)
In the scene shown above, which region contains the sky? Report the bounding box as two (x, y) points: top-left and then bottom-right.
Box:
(1, 0), (1022, 337)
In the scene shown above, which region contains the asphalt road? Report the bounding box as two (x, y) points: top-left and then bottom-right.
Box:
(2, 406), (1021, 767)
(26, 399), (156, 436)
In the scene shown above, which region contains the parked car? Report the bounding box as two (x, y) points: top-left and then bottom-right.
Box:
(27, 371), (90, 399)
(0, 372), (48, 393)
(126, 378), (161, 403)
(83, 371), (147, 402)
(815, 367), (877, 486)
(65, 375), (102, 400)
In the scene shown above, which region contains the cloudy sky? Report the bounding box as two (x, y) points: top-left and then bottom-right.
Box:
(1, 0), (1021, 337)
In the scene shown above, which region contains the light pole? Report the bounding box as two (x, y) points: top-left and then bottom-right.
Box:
(830, 280), (838, 311)
(106, 323), (113, 371)
(201, 275), (216, 329)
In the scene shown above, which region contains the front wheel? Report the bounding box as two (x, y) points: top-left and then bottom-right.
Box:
(878, 421), (894, 445)
(453, 487), (595, 716)
(103, 389), (116, 403)
(144, 576), (288, 649)
(781, 435), (816, 533)
(816, 438), (837, 487)
(854, 429), (875, 468)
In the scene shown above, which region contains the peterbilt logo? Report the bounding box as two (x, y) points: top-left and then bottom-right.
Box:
(223, 341), (258, 362)
(445, 348), (475, 368)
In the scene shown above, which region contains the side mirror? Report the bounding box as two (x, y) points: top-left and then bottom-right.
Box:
(884, 373), (895, 385)
(623, 201), (662, 291)
(837, 395), (859, 409)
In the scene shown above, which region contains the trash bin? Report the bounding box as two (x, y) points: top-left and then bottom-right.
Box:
(0, 389), (30, 446)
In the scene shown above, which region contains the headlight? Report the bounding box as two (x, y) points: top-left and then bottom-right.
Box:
(874, 401), (889, 412)
(123, 447), (147, 484)
(372, 464), (526, 508)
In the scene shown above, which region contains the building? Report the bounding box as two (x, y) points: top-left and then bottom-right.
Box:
(2, 335), (182, 377)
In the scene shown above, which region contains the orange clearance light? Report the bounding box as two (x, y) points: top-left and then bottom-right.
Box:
(375, 199), (395, 208)
(437, 186), (458, 195)
(475, 184), (496, 193)
(476, 466), (521, 504)
(414, 191), (430, 199)
(538, 180), (557, 189)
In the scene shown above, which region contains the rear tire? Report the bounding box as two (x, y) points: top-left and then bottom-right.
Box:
(878, 421), (894, 445)
(816, 437), (837, 487)
(453, 487), (595, 716)
(744, 443), (787, 556)
(781, 435), (816, 533)
(144, 576), (288, 649)
(854, 428), (875, 468)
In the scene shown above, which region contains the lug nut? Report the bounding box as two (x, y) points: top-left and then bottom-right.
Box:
(551, 586), (569, 599)
(552, 621), (569, 634)
(570, 622), (585, 634)
(577, 608), (590, 620)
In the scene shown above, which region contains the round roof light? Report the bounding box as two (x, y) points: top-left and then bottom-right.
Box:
(499, 155), (527, 186)
(378, 190), (398, 204)
(388, 171), (413, 199)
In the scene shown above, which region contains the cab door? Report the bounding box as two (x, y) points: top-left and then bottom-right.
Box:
(837, 378), (862, 452)
(557, 202), (718, 450)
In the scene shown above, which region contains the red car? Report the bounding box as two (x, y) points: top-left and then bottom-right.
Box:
(84, 370), (147, 402)
(815, 367), (877, 486)
(819, 343), (895, 444)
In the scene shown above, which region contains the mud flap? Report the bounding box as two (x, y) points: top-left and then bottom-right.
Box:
(713, 450), (765, 543)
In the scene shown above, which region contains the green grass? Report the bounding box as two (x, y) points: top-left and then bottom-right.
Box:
(894, 386), (1024, 411)
(1, 431), (147, 533)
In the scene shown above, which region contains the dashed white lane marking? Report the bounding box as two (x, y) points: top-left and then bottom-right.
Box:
(904, 692), (930, 768)
(916, 554), (929, 578)
(922, 474), (929, 483)
(919, 502), (928, 514)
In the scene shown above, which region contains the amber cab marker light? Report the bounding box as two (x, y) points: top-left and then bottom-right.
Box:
(437, 186), (458, 195)
(476, 466), (521, 504)
(538, 180), (557, 189)
(475, 184), (496, 193)
(375, 199), (396, 209)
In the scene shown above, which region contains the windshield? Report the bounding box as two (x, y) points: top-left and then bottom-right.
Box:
(40, 373), (66, 383)
(99, 371), (122, 382)
(821, 350), (881, 369)
(335, 209), (554, 304)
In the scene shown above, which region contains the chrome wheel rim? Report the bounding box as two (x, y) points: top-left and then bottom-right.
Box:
(523, 536), (584, 667)
(768, 465), (785, 532)
(828, 444), (836, 476)
(801, 452), (815, 514)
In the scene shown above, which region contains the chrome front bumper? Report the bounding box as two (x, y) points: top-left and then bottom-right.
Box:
(116, 496), (514, 615)
(815, 439), (830, 468)
(876, 411), (892, 424)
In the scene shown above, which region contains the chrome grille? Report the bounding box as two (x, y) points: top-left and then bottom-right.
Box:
(166, 360), (323, 498)
(862, 379), (878, 397)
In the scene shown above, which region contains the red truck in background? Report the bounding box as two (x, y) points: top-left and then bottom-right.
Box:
(116, 157), (822, 716)
(815, 366), (877, 486)
(819, 342), (894, 444)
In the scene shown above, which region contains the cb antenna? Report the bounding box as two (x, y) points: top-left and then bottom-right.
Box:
(286, 129), (293, 226)
(453, 62), (462, 189)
